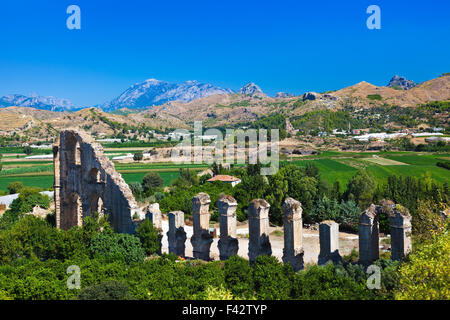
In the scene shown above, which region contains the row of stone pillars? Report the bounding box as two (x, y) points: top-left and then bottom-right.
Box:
(149, 193), (412, 269)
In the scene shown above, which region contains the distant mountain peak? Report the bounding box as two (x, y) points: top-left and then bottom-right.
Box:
(239, 82), (265, 96)
(102, 79), (233, 112)
(387, 75), (417, 90)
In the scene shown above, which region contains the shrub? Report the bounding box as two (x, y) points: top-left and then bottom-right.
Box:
(136, 219), (162, 255)
(223, 255), (254, 299)
(292, 263), (375, 300)
(252, 255), (292, 300)
(395, 232), (450, 300)
(436, 161), (450, 170)
(78, 281), (130, 300)
(367, 94), (382, 101)
(203, 285), (234, 300)
(133, 152), (143, 162)
(23, 146), (33, 155)
(8, 187), (50, 218)
(89, 232), (146, 264)
(7, 181), (23, 194)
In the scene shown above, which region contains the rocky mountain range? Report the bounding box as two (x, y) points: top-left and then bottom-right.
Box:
(1, 75), (448, 141)
(0, 93), (79, 112)
(101, 79), (234, 112)
(1, 75), (448, 116)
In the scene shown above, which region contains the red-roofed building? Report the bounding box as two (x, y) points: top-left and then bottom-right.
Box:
(207, 175), (242, 187)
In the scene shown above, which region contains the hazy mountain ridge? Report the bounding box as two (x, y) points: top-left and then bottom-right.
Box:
(0, 93), (80, 112)
(102, 79), (234, 111)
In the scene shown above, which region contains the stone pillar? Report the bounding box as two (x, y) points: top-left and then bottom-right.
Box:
(248, 199), (272, 264)
(191, 193), (213, 260)
(217, 195), (239, 260)
(389, 207), (412, 261)
(146, 203), (162, 230)
(359, 204), (380, 265)
(282, 198), (304, 271)
(318, 220), (342, 265)
(167, 211), (187, 257)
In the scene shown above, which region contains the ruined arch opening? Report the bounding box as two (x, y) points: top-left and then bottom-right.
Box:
(89, 167), (102, 183)
(65, 133), (81, 166)
(62, 193), (82, 229)
(89, 194), (104, 217)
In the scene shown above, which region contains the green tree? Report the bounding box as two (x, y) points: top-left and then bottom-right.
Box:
(23, 146), (33, 155)
(7, 181), (23, 194)
(133, 152), (143, 162)
(142, 172), (164, 193)
(310, 195), (340, 223)
(136, 218), (162, 255)
(345, 170), (377, 209)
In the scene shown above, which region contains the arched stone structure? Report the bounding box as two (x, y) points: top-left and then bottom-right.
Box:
(54, 129), (143, 232)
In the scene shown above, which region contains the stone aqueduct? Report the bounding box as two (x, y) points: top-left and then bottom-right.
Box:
(54, 129), (412, 268)
(53, 130), (143, 233)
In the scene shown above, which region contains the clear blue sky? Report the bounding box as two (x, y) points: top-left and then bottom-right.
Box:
(0, 0), (449, 106)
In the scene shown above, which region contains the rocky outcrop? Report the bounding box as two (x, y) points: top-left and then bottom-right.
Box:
(387, 75), (417, 90)
(302, 92), (319, 101)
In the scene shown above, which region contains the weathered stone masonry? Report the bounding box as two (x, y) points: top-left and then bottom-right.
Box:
(53, 130), (143, 233)
(217, 195), (239, 260)
(191, 193), (214, 260)
(282, 198), (304, 271)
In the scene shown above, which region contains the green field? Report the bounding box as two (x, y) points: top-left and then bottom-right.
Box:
(0, 151), (448, 193)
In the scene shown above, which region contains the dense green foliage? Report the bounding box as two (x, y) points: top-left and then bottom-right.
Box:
(437, 161), (450, 170)
(142, 172), (164, 193)
(249, 113), (288, 140)
(0, 185), (447, 300)
(7, 181), (23, 194)
(395, 232), (450, 299)
(133, 152), (143, 161)
(136, 219), (163, 255)
(291, 101), (449, 134)
(89, 232), (146, 264)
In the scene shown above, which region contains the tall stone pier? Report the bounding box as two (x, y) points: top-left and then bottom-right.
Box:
(318, 220), (342, 265)
(389, 205), (412, 261)
(217, 195), (239, 260)
(248, 199), (272, 264)
(146, 203), (162, 230)
(167, 211), (187, 257)
(282, 198), (304, 271)
(359, 204), (380, 265)
(191, 193), (213, 260)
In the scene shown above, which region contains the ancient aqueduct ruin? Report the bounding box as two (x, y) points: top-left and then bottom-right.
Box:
(54, 129), (412, 268)
(53, 130), (144, 233)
